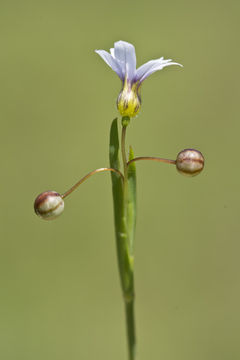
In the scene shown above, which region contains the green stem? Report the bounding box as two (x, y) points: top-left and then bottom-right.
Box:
(121, 117), (136, 360)
(121, 125), (128, 178)
(109, 118), (136, 360)
(125, 300), (136, 360)
(121, 124), (129, 245)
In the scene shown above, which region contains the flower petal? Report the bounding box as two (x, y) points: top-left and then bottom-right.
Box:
(135, 58), (163, 80)
(110, 48), (115, 57)
(135, 58), (183, 83)
(114, 41), (136, 82)
(95, 49), (124, 80)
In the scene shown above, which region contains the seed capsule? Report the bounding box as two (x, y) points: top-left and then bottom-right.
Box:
(176, 149), (204, 176)
(34, 191), (64, 220)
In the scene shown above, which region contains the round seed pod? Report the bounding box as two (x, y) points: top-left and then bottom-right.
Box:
(34, 191), (64, 220)
(176, 149), (204, 176)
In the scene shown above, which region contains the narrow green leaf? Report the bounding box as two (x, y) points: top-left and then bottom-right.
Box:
(109, 118), (123, 230)
(109, 118), (129, 292)
(127, 146), (137, 256)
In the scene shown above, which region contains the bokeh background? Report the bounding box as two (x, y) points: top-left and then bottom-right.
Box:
(1, 0), (239, 359)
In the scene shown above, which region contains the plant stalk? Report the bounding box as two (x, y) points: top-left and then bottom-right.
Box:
(109, 118), (136, 360)
(121, 118), (136, 360)
(125, 299), (136, 360)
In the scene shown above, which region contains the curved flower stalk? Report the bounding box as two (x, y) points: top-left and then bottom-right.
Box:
(95, 40), (183, 118)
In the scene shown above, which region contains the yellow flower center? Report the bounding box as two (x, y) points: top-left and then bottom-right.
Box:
(117, 80), (141, 118)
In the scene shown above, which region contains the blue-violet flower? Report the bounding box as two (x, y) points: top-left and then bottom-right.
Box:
(95, 40), (182, 118)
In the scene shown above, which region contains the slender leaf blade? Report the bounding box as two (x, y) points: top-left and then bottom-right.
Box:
(109, 118), (123, 230)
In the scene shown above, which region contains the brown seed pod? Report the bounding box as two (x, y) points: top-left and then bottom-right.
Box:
(176, 149), (204, 176)
(34, 191), (64, 220)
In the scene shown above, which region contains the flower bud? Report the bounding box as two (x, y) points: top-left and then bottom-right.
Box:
(34, 191), (64, 220)
(117, 82), (141, 118)
(176, 149), (204, 176)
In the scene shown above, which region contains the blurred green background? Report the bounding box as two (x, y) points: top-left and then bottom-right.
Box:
(1, 0), (239, 359)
